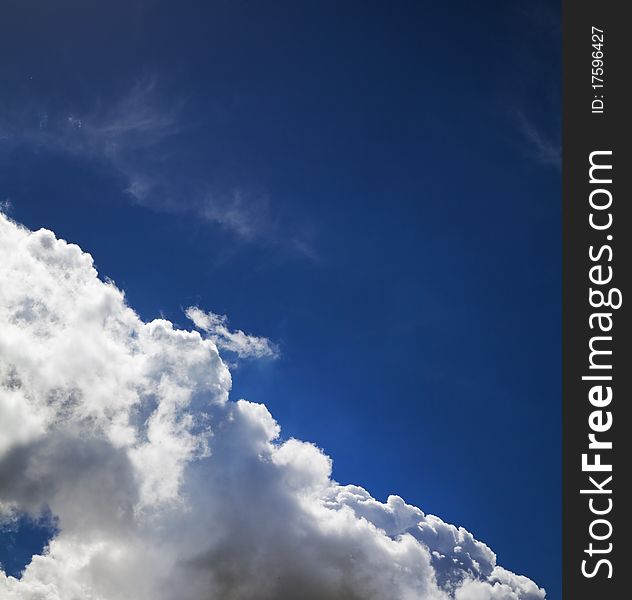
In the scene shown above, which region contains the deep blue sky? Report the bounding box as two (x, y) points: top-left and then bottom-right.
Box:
(1, 0), (561, 597)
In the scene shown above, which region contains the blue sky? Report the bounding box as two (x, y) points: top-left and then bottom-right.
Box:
(1, 0), (560, 597)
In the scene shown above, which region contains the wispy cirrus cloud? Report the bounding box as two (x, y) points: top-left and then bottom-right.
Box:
(0, 79), (312, 255)
(514, 110), (561, 169)
(1, 78), (179, 172)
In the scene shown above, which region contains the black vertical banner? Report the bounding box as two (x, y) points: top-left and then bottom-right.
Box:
(563, 2), (631, 599)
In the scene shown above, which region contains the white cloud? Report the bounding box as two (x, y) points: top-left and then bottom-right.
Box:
(0, 214), (545, 599)
(186, 306), (279, 360)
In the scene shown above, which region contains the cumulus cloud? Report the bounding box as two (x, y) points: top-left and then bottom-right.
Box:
(0, 214), (545, 599)
(186, 306), (279, 360)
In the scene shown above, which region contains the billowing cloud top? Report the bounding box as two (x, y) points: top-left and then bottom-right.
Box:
(0, 214), (545, 600)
